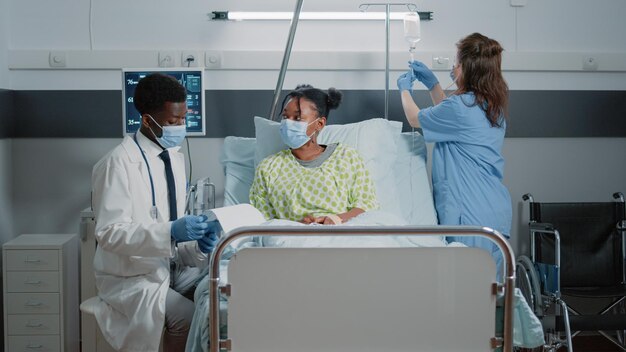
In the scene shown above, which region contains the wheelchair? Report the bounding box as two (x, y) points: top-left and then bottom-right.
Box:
(516, 192), (626, 352)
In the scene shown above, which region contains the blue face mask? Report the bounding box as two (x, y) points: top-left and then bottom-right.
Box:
(279, 118), (319, 149)
(148, 114), (187, 148)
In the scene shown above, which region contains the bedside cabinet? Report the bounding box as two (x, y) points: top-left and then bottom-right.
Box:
(3, 234), (79, 352)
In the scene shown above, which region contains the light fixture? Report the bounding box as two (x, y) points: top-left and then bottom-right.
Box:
(210, 11), (433, 21)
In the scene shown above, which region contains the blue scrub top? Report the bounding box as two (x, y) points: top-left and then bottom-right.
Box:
(419, 92), (512, 273)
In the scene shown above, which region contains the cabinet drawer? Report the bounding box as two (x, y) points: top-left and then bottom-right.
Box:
(8, 315), (60, 335)
(5, 250), (59, 271)
(6, 272), (60, 292)
(8, 335), (60, 352)
(6, 293), (60, 314)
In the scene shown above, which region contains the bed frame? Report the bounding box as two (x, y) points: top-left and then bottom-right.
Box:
(208, 226), (515, 352)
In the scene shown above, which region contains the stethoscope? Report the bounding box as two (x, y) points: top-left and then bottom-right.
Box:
(133, 132), (159, 219)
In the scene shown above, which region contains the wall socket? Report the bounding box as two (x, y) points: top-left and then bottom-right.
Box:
(158, 51), (176, 67)
(205, 51), (222, 69)
(582, 56), (599, 71)
(181, 51), (203, 67)
(432, 56), (450, 70)
(49, 51), (66, 67)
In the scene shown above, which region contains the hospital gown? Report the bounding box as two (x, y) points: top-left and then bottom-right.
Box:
(249, 143), (379, 221)
(418, 92), (512, 275)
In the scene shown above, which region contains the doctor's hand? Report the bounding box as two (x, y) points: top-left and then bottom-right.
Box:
(409, 60), (439, 91)
(397, 72), (415, 92)
(171, 215), (211, 243)
(197, 223), (220, 253)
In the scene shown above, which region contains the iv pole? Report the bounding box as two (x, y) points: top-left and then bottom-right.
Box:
(359, 3), (417, 119)
(269, 0), (304, 120)
(268, 2), (427, 121)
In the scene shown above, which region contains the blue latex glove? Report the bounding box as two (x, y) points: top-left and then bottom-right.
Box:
(409, 60), (439, 90)
(396, 71), (415, 92)
(197, 221), (221, 253)
(171, 215), (210, 243)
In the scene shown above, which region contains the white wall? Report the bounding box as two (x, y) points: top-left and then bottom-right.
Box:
(0, 0), (7, 87)
(4, 0), (626, 255)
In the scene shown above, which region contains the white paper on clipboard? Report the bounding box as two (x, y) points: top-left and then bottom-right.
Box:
(205, 203), (266, 235)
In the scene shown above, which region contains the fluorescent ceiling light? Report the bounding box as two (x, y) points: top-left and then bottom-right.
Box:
(212, 11), (432, 21)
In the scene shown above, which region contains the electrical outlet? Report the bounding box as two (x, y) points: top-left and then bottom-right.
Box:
(158, 51), (176, 67)
(510, 0), (527, 7)
(582, 56), (599, 71)
(49, 51), (66, 67)
(205, 51), (222, 69)
(181, 51), (203, 67)
(432, 56), (450, 70)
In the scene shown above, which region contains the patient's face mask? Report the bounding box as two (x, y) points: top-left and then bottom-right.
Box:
(279, 118), (319, 149)
(147, 114), (187, 148)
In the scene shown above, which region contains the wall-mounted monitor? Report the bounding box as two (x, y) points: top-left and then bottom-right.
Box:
(122, 68), (205, 136)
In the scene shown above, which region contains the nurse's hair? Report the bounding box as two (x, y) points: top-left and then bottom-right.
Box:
(280, 84), (343, 120)
(456, 33), (509, 127)
(134, 73), (187, 115)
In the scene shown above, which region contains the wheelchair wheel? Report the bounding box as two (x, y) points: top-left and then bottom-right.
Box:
(516, 255), (543, 318)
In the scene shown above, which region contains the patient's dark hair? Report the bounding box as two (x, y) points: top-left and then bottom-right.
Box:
(280, 84), (343, 120)
(134, 73), (187, 115)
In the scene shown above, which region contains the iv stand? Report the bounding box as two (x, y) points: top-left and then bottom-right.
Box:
(268, 1), (422, 121)
(359, 3), (417, 120)
(269, 0), (304, 120)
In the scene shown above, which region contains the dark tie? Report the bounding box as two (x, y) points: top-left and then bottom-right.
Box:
(159, 150), (178, 221)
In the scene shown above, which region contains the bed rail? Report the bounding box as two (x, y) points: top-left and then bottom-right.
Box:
(208, 225), (515, 352)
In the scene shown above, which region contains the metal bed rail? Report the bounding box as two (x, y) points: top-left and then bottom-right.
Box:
(208, 225), (516, 352)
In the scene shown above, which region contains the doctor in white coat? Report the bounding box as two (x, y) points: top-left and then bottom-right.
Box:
(82, 73), (218, 352)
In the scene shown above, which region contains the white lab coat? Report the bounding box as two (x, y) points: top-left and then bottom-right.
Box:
(81, 132), (206, 352)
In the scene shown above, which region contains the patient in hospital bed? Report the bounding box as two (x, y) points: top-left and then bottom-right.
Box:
(184, 87), (545, 350)
(250, 84), (379, 225)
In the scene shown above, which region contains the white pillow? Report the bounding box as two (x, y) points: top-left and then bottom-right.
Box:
(253, 116), (404, 215)
(253, 116), (286, 167)
(221, 137), (256, 206)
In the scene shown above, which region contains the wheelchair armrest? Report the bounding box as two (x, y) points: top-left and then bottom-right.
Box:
(529, 222), (556, 232)
(529, 222), (561, 268)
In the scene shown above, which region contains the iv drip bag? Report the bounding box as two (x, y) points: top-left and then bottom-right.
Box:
(403, 12), (421, 46)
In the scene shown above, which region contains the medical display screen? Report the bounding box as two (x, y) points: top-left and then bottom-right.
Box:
(122, 69), (206, 136)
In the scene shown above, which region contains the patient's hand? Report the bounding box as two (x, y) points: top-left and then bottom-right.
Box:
(300, 214), (317, 224)
(300, 214), (339, 225)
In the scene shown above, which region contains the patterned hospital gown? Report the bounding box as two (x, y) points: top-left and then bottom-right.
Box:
(250, 143), (379, 221)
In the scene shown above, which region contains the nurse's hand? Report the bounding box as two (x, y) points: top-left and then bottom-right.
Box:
(409, 60), (439, 90)
(396, 72), (415, 92)
(171, 215), (210, 243)
(198, 229), (219, 253)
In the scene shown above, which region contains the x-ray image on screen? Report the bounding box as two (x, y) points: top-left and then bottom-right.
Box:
(122, 68), (206, 136)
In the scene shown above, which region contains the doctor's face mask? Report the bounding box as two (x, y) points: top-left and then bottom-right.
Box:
(147, 114), (186, 149)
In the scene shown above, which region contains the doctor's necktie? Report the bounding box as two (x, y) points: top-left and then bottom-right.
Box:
(158, 150), (178, 221)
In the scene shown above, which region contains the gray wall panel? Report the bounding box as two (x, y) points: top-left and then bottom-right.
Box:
(9, 90), (626, 138)
(13, 90), (122, 138)
(0, 89), (13, 138)
(507, 91), (626, 137)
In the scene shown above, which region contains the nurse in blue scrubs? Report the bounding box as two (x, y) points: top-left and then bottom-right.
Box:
(397, 32), (512, 278)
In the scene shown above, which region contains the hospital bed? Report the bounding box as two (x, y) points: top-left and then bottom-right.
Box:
(182, 116), (542, 352)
